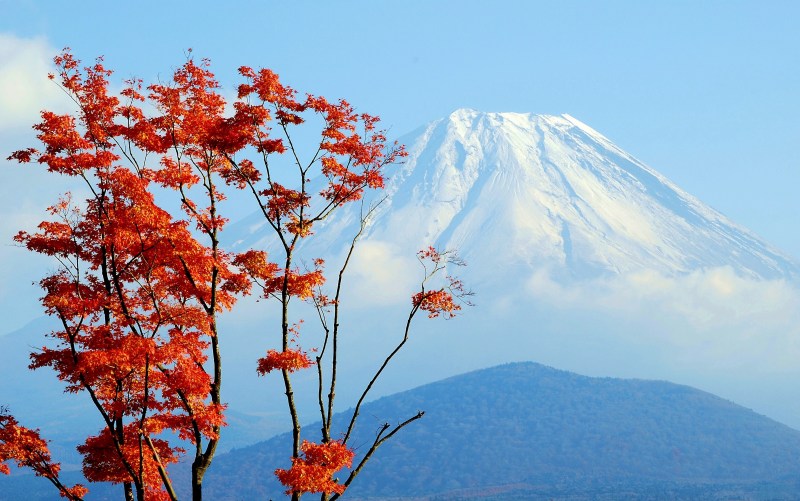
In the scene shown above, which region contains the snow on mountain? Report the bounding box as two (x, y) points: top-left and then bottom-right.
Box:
(229, 109), (799, 284)
(367, 109), (798, 281)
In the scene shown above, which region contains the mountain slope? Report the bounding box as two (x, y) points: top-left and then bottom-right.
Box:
(220, 109), (800, 440)
(202, 362), (800, 500)
(380, 110), (799, 280)
(230, 109), (800, 282)
(219, 110), (800, 450)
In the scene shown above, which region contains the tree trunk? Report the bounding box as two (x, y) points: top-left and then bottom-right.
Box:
(192, 464), (204, 501)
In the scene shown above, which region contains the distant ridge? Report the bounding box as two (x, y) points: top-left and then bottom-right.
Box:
(201, 362), (800, 500)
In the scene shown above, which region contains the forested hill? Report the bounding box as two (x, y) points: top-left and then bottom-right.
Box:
(203, 362), (800, 500)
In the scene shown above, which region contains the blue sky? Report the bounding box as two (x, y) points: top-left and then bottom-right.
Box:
(0, 0), (798, 328)
(3, 1), (799, 250)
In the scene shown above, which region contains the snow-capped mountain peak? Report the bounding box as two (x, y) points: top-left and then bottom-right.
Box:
(366, 109), (797, 281)
(230, 109), (799, 283)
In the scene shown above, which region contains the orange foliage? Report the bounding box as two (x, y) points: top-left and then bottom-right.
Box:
(7, 49), (248, 498)
(77, 424), (180, 496)
(275, 440), (354, 495)
(0, 413), (88, 500)
(412, 289), (461, 319)
(6, 47), (424, 498)
(412, 247), (469, 318)
(233, 249), (280, 283)
(256, 349), (314, 375)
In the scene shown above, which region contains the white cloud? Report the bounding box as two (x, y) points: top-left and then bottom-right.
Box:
(0, 33), (70, 131)
(340, 240), (419, 307)
(0, 34), (81, 333)
(525, 266), (800, 371)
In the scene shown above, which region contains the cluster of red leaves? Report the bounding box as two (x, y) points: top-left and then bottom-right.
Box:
(0, 413), (88, 500)
(412, 288), (461, 319)
(13, 179), (226, 494)
(411, 247), (469, 319)
(256, 348), (313, 375)
(236, 62), (406, 217)
(77, 424), (179, 501)
(232, 249), (279, 283)
(417, 246), (444, 263)
(234, 250), (325, 301)
(275, 440), (354, 495)
(278, 269), (326, 300)
(261, 183), (310, 224)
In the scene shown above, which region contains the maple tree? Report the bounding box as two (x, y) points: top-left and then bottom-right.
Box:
(2, 50), (470, 500)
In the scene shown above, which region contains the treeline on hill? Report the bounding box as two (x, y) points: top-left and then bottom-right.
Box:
(194, 362), (800, 500)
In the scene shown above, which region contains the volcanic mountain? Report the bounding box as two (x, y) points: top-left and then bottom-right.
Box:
(222, 108), (800, 434)
(231, 108), (800, 283)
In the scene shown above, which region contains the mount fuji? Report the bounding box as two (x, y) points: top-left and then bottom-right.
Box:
(226, 109), (800, 431)
(3, 109), (800, 477)
(232, 109), (799, 285)
(388, 109), (799, 279)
